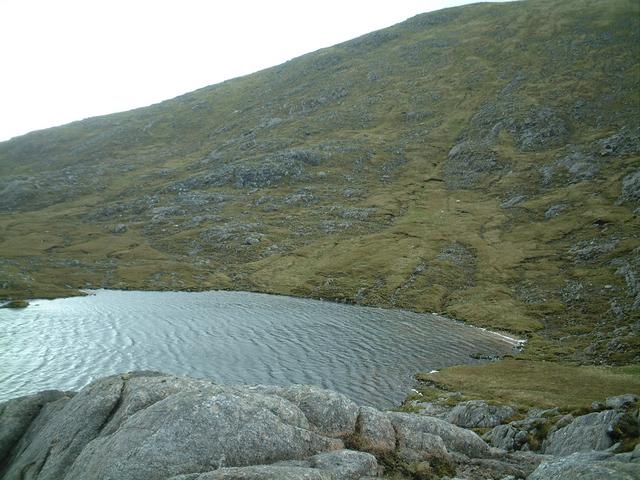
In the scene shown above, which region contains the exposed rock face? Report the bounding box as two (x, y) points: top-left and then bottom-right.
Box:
(0, 372), (517, 480)
(0, 390), (69, 467)
(483, 423), (528, 451)
(528, 450), (640, 480)
(618, 170), (640, 206)
(444, 141), (500, 189)
(387, 412), (491, 459)
(308, 450), (378, 479)
(352, 406), (395, 456)
(65, 390), (340, 480)
(606, 394), (639, 410)
(445, 400), (516, 428)
(2, 372), (638, 480)
(244, 384), (359, 439)
(543, 409), (626, 456)
(514, 106), (569, 152)
(169, 465), (335, 479)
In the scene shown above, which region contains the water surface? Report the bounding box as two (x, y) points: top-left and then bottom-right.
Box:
(0, 290), (515, 407)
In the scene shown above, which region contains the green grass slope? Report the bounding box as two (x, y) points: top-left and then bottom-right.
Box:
(1, 0), (639, 372)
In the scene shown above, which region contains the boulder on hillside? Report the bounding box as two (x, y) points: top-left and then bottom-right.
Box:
(352, 406), (396, 456)
(605, 394), (639, 410)
(483, 423), (528, 451)
(445, 400), (516, 428)
(543, 409), (631, 456)
(528, 449), (640, 480)
(387, 412), (491, 459)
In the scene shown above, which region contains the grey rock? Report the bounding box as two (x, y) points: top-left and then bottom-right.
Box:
(169, 149), (326, 191)
(561, 280), (585, 304)
(109, 223), (127, 234)
(0, 390), (69, 467)
(557, 151), (601, 182)
(333, 207), (376, 221)
(151, 205), (184, 222)
(388, 412), (491, 458)
(596, 127), (640, 157)
(176, 191), (229, 208)
(544, 203), (569, 219)
(568, 238), (619, 262)
(284, 190), (315, 205)
(543, 409), (626, 456)
(452, 451), (541, 479)
(0, 177), (38, 211)
(201, 223), (261, 245)
(528, 450), (640, 480)
(321, 220), (354, 234)
(97, 372), (217, 436)
(245, 385), (359, 439)
(445, 400), (516, 428)
(606, 394), (639, 410)
(244, 236), (261, 246)
(618, 170), (640, 206)
(2, 374), (357, 480)
(500, 195), (527, 209)
(483, 424), (528, 451)
(444, 140), (501, 189)
(2, 374), (127, 480)
(551, 414), (575, 431)
(539, 164), (556, 186)
(168, 465), (334, 479)
(615, 443), (640, 463)
(353, 406), (396, 455)
(259, 117), (283, 129)
(515, 106), (569, 152)
(613, 248), (640, 309)
(395, 430), (450, 464)
(65, 387), (340, 480)
(437, 242), (476, 273)
(309, 449), (378, 479)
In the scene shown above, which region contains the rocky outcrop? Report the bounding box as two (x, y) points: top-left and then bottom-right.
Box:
(0, 390), (70, 467)
(244, 384), (359, 438)
(445, 400), (516, 428)
(351, 406), (395, 456)
(528, 449), (640, 480)
(542, 409), (626, 455)
(387, 412), (491, 459)
(443, 141), (501, 189)
(1, 372), (639, 479)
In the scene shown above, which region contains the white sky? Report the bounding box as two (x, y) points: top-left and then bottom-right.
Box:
(0, 0), (512, 142)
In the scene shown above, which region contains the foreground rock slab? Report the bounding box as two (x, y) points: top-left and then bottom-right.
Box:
(0, 371), (638, 479)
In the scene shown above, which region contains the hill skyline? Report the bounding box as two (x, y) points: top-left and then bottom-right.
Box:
(0, 0), (517, 142)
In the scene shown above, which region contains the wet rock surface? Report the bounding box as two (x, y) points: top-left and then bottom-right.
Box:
(1, 372), (639, 479)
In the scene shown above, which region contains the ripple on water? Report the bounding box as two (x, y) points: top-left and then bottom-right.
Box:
(0, 290), (515, 407)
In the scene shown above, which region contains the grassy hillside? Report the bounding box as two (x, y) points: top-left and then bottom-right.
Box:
(1, 0), (639, 372)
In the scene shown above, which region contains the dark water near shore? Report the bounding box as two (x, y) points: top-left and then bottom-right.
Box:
(0, 290), (515, 407)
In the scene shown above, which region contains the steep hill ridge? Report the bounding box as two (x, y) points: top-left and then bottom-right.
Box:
(1, 0), (639, 365)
